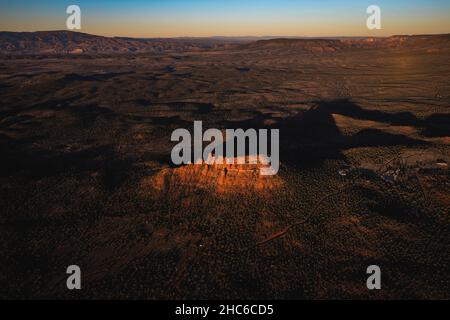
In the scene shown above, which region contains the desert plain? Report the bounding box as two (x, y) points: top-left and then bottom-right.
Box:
(0, 32), (449, 299)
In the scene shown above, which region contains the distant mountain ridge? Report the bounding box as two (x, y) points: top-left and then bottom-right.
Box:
(0, 30), (242, 54)
(1, 30), (449, 55)
(248, 34), (450, 52)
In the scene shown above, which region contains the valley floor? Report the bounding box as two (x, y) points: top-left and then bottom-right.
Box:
(0, 45), (449, 299)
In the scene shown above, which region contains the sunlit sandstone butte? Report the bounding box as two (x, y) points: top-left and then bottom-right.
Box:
(143, 156), (283, 197)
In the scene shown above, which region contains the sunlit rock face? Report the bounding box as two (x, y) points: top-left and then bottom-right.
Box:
(143, 156), (283, 197)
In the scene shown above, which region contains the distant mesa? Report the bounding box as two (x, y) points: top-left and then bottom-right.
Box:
(246, 34), (450, 52)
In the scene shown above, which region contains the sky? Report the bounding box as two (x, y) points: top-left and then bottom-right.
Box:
(1, 0), (449, 37)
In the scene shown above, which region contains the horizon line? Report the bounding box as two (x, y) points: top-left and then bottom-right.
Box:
(1, 30), (450, 40)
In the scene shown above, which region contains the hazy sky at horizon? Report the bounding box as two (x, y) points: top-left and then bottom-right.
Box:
(1, 0), (449, 37)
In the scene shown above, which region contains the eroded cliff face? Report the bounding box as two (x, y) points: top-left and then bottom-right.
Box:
(142, 157), (283, 198)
